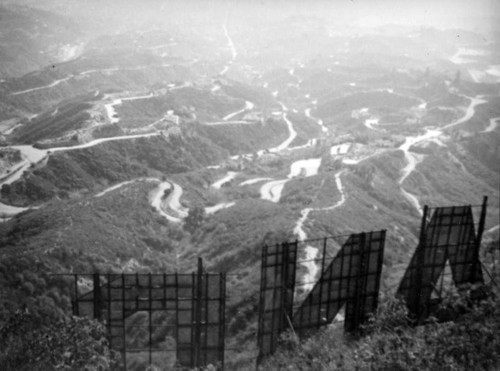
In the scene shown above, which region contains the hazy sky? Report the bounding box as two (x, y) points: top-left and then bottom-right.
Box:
(222, 0), (500, 33)
(2, 0), (499, 37)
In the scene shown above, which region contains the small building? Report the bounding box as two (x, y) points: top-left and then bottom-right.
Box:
(270, 112), (283, 121)
(351, 107), (370, 119)
(243, 111), (263, 123)
(164, 111), (180, 125)
(330, 142), (352, 156)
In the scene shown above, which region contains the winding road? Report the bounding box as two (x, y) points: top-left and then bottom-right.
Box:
(1, 23), (498, 290)
(10, 65), (171, 96)
(397, 94), (487, 213)
(259, 157), (322, 203)
(294, 170), (346, 290)
(0, 89), (167, 192)
(95, 177), (158, 198)
(220, 24), (237, 76)
(222, 101), (254, 121)
(103, 93), (155, 124)
(0, 202), (29, 220)
(483, 117), (499, 133)
(305, 108), (328, 134)
(149, 181), (188, 223)
(212, 171), (239, 189)
(269, 113), (297, 153)
(0, 132), (162, 216)
(149, 177), (236, 221)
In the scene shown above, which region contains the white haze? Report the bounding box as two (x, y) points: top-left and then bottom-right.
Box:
(1, 0), (499, 39)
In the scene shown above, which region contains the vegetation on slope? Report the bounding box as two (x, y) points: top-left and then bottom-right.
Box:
(116, 87), (244, 127)
(315, 91), (419, 119)
(2, 50), (194, 115)
(1, 131), (228, 205)
(11, 99), (94, 144)
(0, 180), (185, 317)
(193, 119), (289, 155)
(0, 5), (82, 79)
(261, 292), (500, 371)
(0, 311), (117, 371)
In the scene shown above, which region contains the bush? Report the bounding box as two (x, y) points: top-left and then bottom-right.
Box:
(264, 292), (500, 371)
(0, 310), (118, 370)
(183, 206), (206, 234)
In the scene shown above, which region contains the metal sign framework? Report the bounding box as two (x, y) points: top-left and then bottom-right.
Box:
(257, 230), (386, 359)
(293, 230), (386, 337)
(71, 259), (226, 370)
(60, 197), (492, 367)
(257, 241), (298, 361)
(397, 197), (488, 321)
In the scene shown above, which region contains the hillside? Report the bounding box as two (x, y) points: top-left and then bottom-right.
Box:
(0, 1), (499, 370)
(0, 5), (83, 79)
(259, 294), (500, 371)
(1, 131), (229, 206)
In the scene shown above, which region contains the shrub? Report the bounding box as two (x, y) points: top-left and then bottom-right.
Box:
(264, 292), (500, 371)
(0, 310), (118, 370)
(183, 206), (206, 234)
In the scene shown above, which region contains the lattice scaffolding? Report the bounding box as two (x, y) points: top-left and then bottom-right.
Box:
(397, 197), (488, 321)
(71, 259), (226, 370)
(257, 230), (386, 360)
(257, 241), (298, 361)
(293, 230), (386, 337)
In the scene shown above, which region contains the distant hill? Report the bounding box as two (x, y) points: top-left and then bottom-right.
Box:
(0, 5), (83, 79)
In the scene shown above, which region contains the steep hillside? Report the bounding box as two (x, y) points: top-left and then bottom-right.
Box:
(0, 5), (499, 370)
(315, 91), (420, 119)
(9, 94), (98, 144)
(0, 132), (229, 206)
(0, 5), (83, 79)
(116, 88), (244, 127)
(193, 119), (290, 155)
(0, 181), (185, 319)
(261, 294), (500, 371)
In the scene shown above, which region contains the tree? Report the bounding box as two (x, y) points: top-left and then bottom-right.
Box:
(453, 70), (461, 86)
(0, 311), (118, 370)
(1, 183), (10, 196)
(183, 206), (206, 234)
